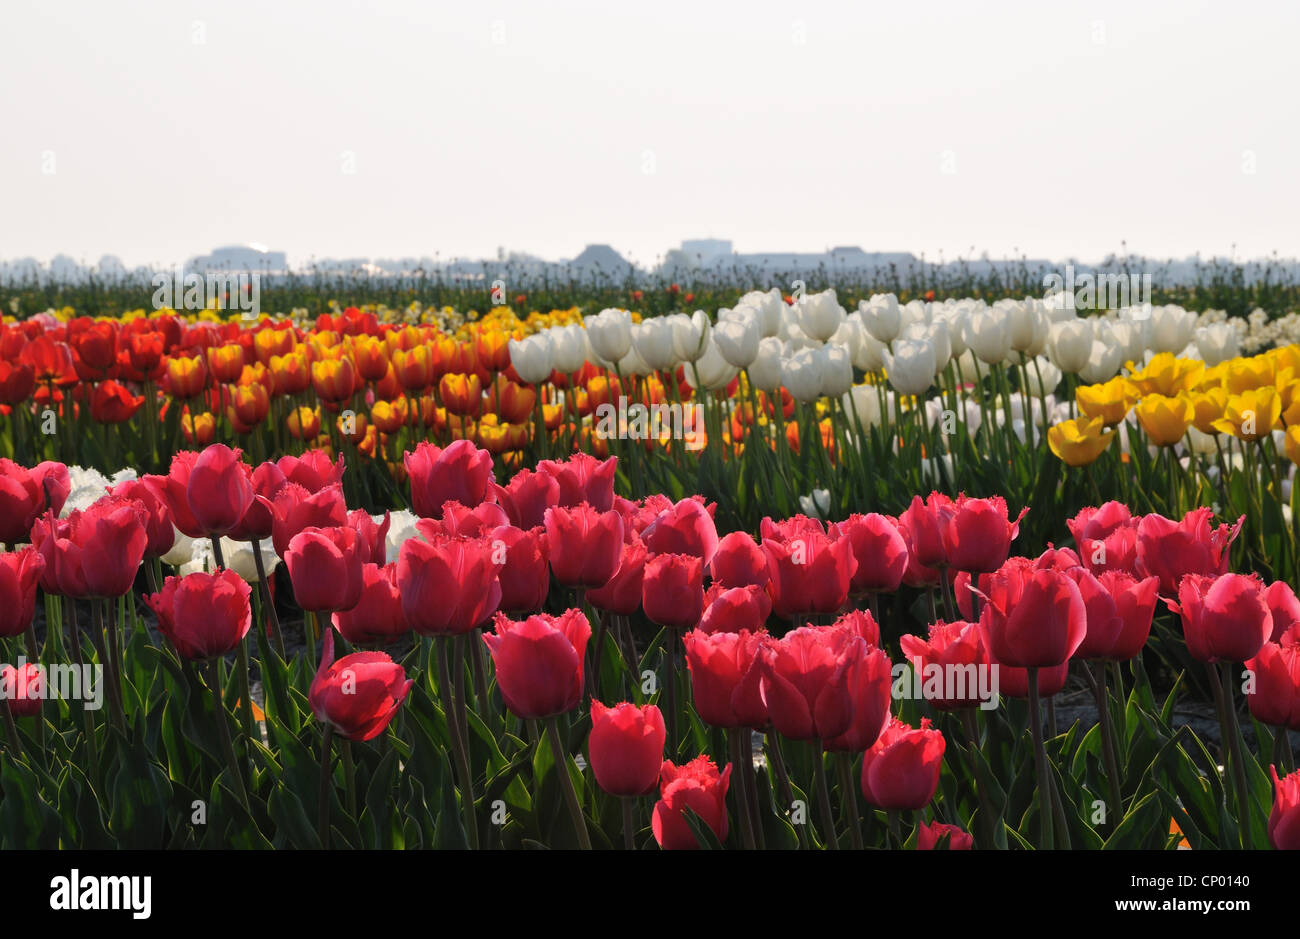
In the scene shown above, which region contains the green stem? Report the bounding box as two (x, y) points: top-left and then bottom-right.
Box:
(546, 716), (591, 850)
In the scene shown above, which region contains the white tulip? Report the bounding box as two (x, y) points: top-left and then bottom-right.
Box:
(842, 383), (882, 430)
(1149, 305), (1197, 354)
(670, 310), (712, 363)
(818, 345), (854, 397)
(858, 293), (902, 343)
(508, 333), (554, 384)
(617, 344), (652, 377)
(1048, 318), (1093, 374)
(881, 338), (936, 395)
(161, 527), (197, 567)
(901, 321), (952, 374)
(1194, 322), (1240, 366)
(1077, 338), (1126, 384)
(966, 308), (1012, 364)
(714, 311), (761, 368)
(736, 288), (785, 338)
(682, 339), (738, 391)
(780, 348), (826, 402)
(549, 324), (589, 374)
(632, 318), (678, 371)
(795, 289), (845, 342)
(1023, 356), (1063, 397)
(385, 509), (424, 563)
(748, 337), (784, 392)
(584, 308), (633, 363)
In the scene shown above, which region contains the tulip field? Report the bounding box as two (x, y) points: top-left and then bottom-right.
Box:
(2, 289), (1300, 852)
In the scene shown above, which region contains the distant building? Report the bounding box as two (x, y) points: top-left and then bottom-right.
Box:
(187, 244), (287, 271)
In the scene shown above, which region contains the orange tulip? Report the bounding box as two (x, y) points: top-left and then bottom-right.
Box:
(371, 397), (410, 434)
(286, 405), (322, 440)
(352, 335), (391, 381)
(209, 343), (246, 383)
(487, 376), (536, 423)
(474, 330), (511, 372)
(230, 381), (270, 430)
(440, 372), (483, 416)
(166, 354), (208, 398)
(312, 355), (357, 403)
(182, 409), (217, 445)
(270, 351), (312, 395)
(253, 326), (297, 364)
(392, 344), (435, 391)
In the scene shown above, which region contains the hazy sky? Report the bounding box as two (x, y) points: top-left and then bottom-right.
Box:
(3, 0), (1296, 268)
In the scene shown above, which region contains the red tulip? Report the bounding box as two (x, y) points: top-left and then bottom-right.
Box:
(0, 662), (44, 718)
(0, 458), (42, 545)
(651, 755), (732, 850)
(70, 496), (149, 598)
(586, 537), (648, 615)
(1244, 626), (1300, 730)
(832, 513), (909, 594)
(483, 609), (590, 718)
(147, 451), (203, 538)
(1137, 508), (1244, 597)
(397, 534), (502, 635)
(1169, 573), (1272, 663)
(543, 504), (624, 588)
(31, 461), (70, 517)
(332, 563), (411, 646)
(642, 553), (704, 630)
(942, 495), (1026, 573)
(831, 609), (881, 647)
(1066, 567), (1124, 660)
(1265, 581), (1300, 643)
(860, 717), (946, 811)
(109, 478), (176, 559)
(587, 699), (666, 796)
(917, 820), (973, 850)
(683, 628), (769, 728)
(89, 380), (145, 423)
(1069, 501), (1138, 573)
(899, 620), (990, 710)
(758, 625), (865, 741)
(762, 530), (856, 620)
(346, 509), (391, 565)
(979, 564), (1086, 668)
(709, 531), (769, 590)
(489, 524), (549, 614)
(699, 584), (770, 635)
(147, 568), (252, 659)
(309, 628), (412, 741)
(420, 501), (510, 539)
(490, 468), (560, 531)
(29, 512), (87, 597)
(538, 453), (617, 512)
(269, 483), (348, 558)
(822, 642), (893, 752)
(0, 547), (44, 638)
(1097, 571), (1160, 661)
(186, 444), (254, 536)
(284, 526), (365, 613)
(226, 461), (288, 542)
(1269, 765), (1300, 850)
(899, 493), (954, 569)
(276, 450), (345, 493)
(404, 439), (495, 519)
(641, 497), (719, 565)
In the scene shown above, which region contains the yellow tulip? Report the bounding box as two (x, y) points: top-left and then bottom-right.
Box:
(1076, 376), (1137, 425)
(1212, 387), (1282, 441)
(1187, 387), (1227, 434)
(1134, 393), (1194, 446)
(1224, 355), (1276, 394)
(1048, 416), (1116, 467)
(1285, 424), (1300, 464)
(1127, 353), (1204, 397)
